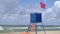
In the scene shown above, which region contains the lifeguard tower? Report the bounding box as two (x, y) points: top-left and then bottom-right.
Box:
(20, 13), (46, 34)
(27, 13), (46, 34)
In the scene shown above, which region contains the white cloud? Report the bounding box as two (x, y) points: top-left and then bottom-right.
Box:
(0, 0), (20, 25)
(0, 0), (60, 25)
(43, 1), (60, 25)
(0, 0), (30, 25)
(0, 0), (18, 15)
(54, 1), (60, 8)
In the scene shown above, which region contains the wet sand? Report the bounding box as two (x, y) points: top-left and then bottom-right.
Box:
(0, 31), (60, 34)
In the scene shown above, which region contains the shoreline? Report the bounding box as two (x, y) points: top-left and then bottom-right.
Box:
(1, 31), (60, 34)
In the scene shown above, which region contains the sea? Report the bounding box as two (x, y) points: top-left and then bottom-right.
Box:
(0, 25), (60, 33)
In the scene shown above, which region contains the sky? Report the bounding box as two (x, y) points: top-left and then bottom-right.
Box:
(0, 0), (60, 25)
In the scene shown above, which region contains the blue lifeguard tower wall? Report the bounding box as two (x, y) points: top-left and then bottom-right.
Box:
(30, 13), (42, 23)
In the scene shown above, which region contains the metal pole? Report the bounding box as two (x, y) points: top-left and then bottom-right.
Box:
(35, 23), (37, 34)
(41, 23), (46, 34)
(27, 23), (31, 32)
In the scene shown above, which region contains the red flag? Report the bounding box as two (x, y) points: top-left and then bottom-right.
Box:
(40, 2), (45, 9)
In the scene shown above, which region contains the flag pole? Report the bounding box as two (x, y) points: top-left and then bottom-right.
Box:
(40, 0), (46, 34)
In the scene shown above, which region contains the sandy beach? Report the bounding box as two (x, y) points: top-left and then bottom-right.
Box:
(0, 31), (60, 34)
